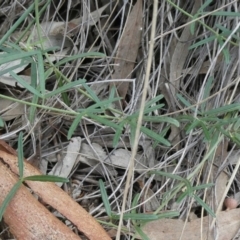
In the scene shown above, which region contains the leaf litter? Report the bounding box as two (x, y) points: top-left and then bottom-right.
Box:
(1, 1), (240, 239)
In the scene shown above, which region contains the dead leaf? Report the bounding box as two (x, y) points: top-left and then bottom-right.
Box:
(141, 208), (240, 240)
(0, 98), (24, 121)
(111, 0), (142, 99)
(70, 4), (110, 30)
(167, 0), (202, 147)
(49, 137), (81, 187)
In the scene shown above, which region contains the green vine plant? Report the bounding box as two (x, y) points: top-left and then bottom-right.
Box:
(176, 77), (240, 145)
(0, 132), (69, 221)
(0, 0), (179, 149)
(99, 179), (179, 240)
(167, 0), (240, 63)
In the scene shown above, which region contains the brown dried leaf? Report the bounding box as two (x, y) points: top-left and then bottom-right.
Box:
(141, 208), (240, 240)
(112, 0), (142, 99)
(167, 0), (201, 147)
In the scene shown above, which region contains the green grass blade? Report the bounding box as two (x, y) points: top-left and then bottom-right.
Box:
(0, 181), (22, 221)
(113, 121), (125, 147)
(193, 194), (215, 217)
(0, 117), (4, 127)
(0, 3), (35, 45)
(189, 35), (216, 50)
(99, 179), (111, 217)
(209, 11), (240, 17)
(81, 82), (100, 103)
(203, 103), (240, 116)
(67, 113), (84, 139)
(142, 116), (180, 127)
(192, 183), (214, 191)
(186, 119), (200, 134)
(23, 175), (69, 182)
(45, 79), (86, 98)
(87, 113), (121, 130)
(55, 52), (105, 67)
(199, 121), (211, 141)
(0, 50), (39, 65)
(9, 71), (43, 98)
(36, 52), (45, 95)
(140, 126), (171, 146)
(30, 61), (38, 88)
(176, 94), (201, 114)
(135, 226), (150, 240)
(217, 36), (230, 63)
(17, 132), (24, 178)
(190, 0), (212, 34)
(201, 76), (214, 111)
(144, 95), (164, 108)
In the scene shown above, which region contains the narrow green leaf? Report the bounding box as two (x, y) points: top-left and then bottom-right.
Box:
(217, 36), (230, 63)
(29, 88), (39, 124)
(203, 103), (240, 116)
(193, 194), (215, 217)
(140, 126), (171, 146)
(135, 226), (150, 240)
(209, 11), (240, 17)
(150, 170), (184, 181)
(55, 52), (105, 67)
(30, 61), (38, 88)
(36, 52), (45, 95)
(190, 0), (212, 34)
(192, 183), (214, 191)
(9, 71), (43, 98)
(129, 119), (137, 146)
(0, 181), (22, 221)
(177, 191), (189, 203)
(0, 117), (4, 127)
(201, 76), (214, 111)
(81, 82), (100, 103)
(23, 175), (69, 182)
(215, 24), (240, 41)
(142, 104), (165, 115)
(88, 113), (121, 130)
(44, 67), (54, 79)
(112, 213), (158, 221)
(112, 211), (179, 221)
(84, 97), (122, 113)
(233, 119), (240, 131)
(99, 180), (111, 217)
(67, 113), (84, 140)
(0, 50), (40, 65)
(189, 35), (216, 50)
(0, 2), (35, 45)
(113, 121), (125, 147)
(186, 119), (200, 134)
(144, 95), (164, 108)
(142, 116), (180, 127)
(17, 132), (24, 178)
(199, 121), (211, 141)
(45, 79), (86, 98)
(177, 94), (201, 114)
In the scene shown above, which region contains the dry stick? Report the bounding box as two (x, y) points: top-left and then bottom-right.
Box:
(115, 0), (158, 239)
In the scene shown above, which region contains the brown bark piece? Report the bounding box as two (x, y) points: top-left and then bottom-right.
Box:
(0, 150), (111, 240)
(0, 161), (81, 240)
